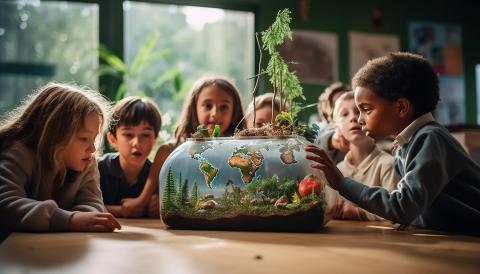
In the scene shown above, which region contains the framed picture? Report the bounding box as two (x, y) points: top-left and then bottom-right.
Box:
(409, 21), (465, 125)
(349, 32), (400, 78)
(278, 30), (338, 84)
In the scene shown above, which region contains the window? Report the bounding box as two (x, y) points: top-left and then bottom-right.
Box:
(0, 1), (98, 117)
(124, 2), (255, 140)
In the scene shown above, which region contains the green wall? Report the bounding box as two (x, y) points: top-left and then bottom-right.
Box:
(223, 0), (480, 124)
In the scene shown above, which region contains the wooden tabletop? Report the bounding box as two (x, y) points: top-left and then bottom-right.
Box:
(1, 219), (479, 274)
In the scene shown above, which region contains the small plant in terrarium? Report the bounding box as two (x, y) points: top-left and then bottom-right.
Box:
(192, 124), (221, 138)
(235, 8), (319, 142)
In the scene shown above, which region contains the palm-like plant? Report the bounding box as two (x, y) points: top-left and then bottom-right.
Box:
(97, 32), (182, 101)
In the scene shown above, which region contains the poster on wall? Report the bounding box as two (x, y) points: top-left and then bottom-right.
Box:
(409, 21), (465, 125)
(278, 30), (338, 84)
(349, 32), (400, 78)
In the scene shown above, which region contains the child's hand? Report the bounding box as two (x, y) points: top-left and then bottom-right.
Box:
(69, 212), (121, 232)
(336, 200), (361, 220)
(305, 144), (344, 190)
(331, 127), (349, 152)
(147, 194), (160, 218)
(120, 197), (147, 218)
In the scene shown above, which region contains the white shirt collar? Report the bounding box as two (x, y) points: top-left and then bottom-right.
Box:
(392, 112), (435, 150)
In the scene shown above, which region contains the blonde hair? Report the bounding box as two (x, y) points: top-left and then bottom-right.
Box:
(244, 93), (286, 128)
(332, 91), (355, 122)
(173, 75), (245, 147)
(0, 82), (111, 199)
(317, 82), (351, 123)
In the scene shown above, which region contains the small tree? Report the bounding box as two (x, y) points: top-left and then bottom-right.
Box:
(246, 8), (305, 129)
(260, 9), (305, 121)
(190, 180), (199, 207)
(178, 173), (183, 195)
(178, 178), (189, 206)
(162, 167), (177, 211)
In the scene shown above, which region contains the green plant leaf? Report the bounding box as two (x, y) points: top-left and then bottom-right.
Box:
(115, 83), (126, 101)
(212, 124), (220, 137)
(130, 32), (159, 76)
(196, 125), (209, 138)
(141, 48), (172, 68)
(153, 66), (180, 90)
(97, 64), (122, 78)
(98, 45), (126, 73)
(274, 111), (294, 125)
(173, 72), (182, 93)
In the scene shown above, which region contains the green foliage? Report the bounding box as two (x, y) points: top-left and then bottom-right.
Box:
(212, 124), (220, 137)
(294, 123), (320, 143)
(0, 4), (100, 115)
(162, 167), (178, 210)
(178, 179), (189, 206)
(190, 180), (199, 207)
(274, 111), (294, 126)
(246, 175), (298, 200)
(278, 177), (298, 200)
(178, 173), (183, 194)
(246, 179), (260, 197)
(261, 9), (292, 55)
(261, 8), (305, 116)
(196, 125), (210, 138)
(285, 203), (298, 210)
(259, 175), (281, 198)
(98, 32), (182, 101)
(195, 124), (221, 138)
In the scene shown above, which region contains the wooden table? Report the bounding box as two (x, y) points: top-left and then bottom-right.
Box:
(1, 219), (479, 274)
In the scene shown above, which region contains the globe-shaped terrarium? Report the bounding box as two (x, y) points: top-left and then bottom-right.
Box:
(159, 135), (336, 232)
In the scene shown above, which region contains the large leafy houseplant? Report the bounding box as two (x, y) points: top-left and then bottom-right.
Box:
(98, 32), (182, 101)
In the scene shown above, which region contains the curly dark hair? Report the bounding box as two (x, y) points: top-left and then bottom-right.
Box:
(352, 52), (439, 118)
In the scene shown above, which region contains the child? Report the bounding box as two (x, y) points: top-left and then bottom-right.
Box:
(318, 82), (351, 124)
(98, 96), (162, 218)
(245, 92), (282, 128)
(315, 82), (351, 163)
(0, 83), (121, 234)
(306, 52), (480, 235)
(332, 91), (399, 220)
(119, 75), (246, 216)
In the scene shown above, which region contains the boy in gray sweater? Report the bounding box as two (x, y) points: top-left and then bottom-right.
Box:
(306, 52), (480, 236)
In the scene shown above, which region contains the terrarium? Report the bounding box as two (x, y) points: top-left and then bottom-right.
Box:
(159, 9), (336, 231)
(159, 136), (336, 231)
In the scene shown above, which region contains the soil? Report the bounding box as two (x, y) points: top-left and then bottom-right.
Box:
(162, 203), (326, 232)
(234, 123), (293, 137)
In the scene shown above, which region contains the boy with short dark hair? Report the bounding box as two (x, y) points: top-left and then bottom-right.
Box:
(98, 96), (162, 218)
(332, 91), (398, 220)
(306, 52), (480, 235)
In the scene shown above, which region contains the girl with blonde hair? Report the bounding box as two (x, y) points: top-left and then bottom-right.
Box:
(0, 82), (121, 234)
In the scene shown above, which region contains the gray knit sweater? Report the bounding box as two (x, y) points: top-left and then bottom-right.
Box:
(0, 142), (106, 232)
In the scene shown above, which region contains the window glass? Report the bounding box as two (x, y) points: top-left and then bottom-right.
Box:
(124, 2), (254, 140)
(0, 1), (99, 117)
